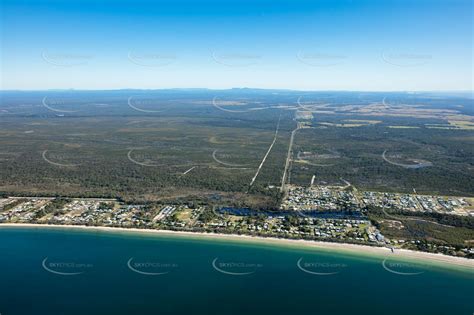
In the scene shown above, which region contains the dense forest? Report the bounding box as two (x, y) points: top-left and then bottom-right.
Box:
(1, 90), (473, 206)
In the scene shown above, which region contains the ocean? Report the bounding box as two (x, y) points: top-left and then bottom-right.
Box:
(0, 227), (472, 315)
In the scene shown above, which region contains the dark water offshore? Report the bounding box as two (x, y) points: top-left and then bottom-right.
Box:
(0, 227), (472, 315)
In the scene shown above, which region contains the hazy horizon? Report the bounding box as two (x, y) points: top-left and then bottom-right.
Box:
(1, 88), (473, 93)
(1, 0), (472, 91)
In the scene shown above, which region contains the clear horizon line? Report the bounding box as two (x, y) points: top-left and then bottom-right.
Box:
(1, 88), (473, 93)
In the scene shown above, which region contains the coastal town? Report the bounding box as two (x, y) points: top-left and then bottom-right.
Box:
(1, 183), (473, 259)
(0, 196), (389, 248)
(282, 184), (474, 216)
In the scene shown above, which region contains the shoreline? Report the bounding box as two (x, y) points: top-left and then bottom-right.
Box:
(1, 223), (473, 271)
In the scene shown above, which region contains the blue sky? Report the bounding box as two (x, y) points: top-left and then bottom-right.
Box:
(1, 0), (472, 90)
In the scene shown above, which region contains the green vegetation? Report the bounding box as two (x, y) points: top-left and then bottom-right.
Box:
(1, 199), (26, 211)
(198, 208), (217, 223)
(36, 198), (72, 217)
(291, 119), (474, 195)
(368, 206), (474, 256)
(0, 90), (473, 207)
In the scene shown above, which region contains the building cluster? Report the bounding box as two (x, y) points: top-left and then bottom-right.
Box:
(313, 218), (376, 242)
(0, 198), (50, 223)
(153, 205), (176, 222)
(276, 217), (378, 242)
(47, 201), (150, 227)
(191, 213), (384, 244)
(362, 191), (473, 216)
(0, 198), (152, 227)
(281, 186), (360, 211)
(1, 193), (472, 258)
(281, 185), (473, 216)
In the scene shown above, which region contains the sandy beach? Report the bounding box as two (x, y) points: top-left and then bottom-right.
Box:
(1, 223), (473, 270)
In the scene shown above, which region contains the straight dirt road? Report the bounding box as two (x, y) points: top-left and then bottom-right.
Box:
(280, 124), (299, 192)
(248, 117), (281, 189)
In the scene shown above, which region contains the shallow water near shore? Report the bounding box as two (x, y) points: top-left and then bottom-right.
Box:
(1, 227), (473, 315)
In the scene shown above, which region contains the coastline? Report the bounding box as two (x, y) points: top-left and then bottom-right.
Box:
(1, 223), (473, 271)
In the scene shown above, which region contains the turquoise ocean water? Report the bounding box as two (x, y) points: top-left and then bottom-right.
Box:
(0, 227), (472, 315)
